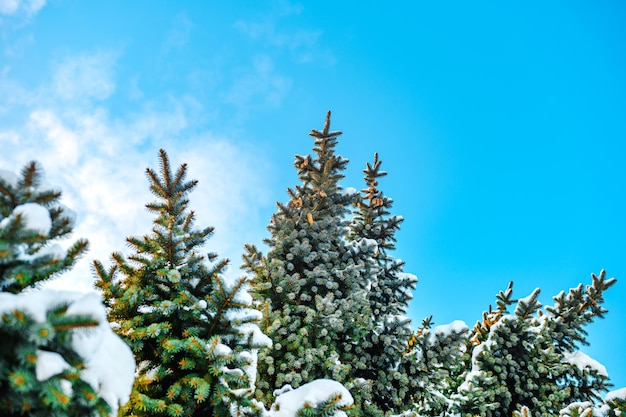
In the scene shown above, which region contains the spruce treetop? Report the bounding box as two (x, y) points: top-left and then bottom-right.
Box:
(0, 162), (88, 293)
(244, 112), (370, 408)
(346, 153), (418, 415)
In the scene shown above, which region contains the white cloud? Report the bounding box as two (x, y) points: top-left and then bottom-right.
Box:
(0, 49), (275, 292)
(178, 139), (273, 268)
(29, 110), (81, 165)
(0, 129), (19, 143)
(53, 51), (117, 101)
(0, 0), (20, 14)
(0, 0), (45, 16)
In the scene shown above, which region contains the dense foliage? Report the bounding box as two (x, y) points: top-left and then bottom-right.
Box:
(2, 114), (624, 417)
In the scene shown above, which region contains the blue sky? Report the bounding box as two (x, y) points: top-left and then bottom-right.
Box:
(1, 1), (624, 389)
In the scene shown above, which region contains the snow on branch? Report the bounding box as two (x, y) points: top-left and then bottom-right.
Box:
(268, 379), (354, 417)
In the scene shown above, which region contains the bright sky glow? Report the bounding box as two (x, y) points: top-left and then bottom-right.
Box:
(1, 1), (624, 389)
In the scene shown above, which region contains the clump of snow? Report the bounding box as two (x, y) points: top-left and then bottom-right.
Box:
(220, 275), (254, 305)
(226, 307), (263, 323)
(57, 203), (77, 228)
(0, 289), (135, 416)
(514, 289), (541, 317)
(36, 349), (71, 381)
(0, 168), (18, 188)
(269, 379), (354, 417)
(214, 342), (232, 357)
(15, 243), (65, 262)
(0, 203), (51, 235)
(605, 387), (626, 402)
(458, 335), (498, 392)
(559, 401), (593, 416)
(347, 237), (379, 256)
(342, 187), (358, 196)
(428, 320), (468, 344)
(237, 322), (273, 347)
(516, 290), (540, 306)
(274, 384), (294, 397)
(563, 351), (608, 377)
(234, 288), (254, 305)
(397, 271), (418, 284)
(240, 350), (258, 391)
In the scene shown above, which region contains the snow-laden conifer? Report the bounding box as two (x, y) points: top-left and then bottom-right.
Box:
(95, 150), (270, 417)
(243, 112), (369, 411)
(0, 161), (134, 417)
(456, 271), (616, 416)
(346, 153), (418, 414)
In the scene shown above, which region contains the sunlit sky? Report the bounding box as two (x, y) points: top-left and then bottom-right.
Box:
(1, 1), (624, 390)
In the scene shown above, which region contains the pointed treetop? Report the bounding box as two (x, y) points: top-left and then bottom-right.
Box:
(309, 110), (343, 139)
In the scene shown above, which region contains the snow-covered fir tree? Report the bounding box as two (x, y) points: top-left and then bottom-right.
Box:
(346, 153), (418, 415)
(243, 112), (370, 411)
(0, 162), (134, 417)
(454, 271), (616, 417)
(95, 150), (270, 417)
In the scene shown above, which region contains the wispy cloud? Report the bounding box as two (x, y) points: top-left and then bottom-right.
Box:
(162, 13), (194, 53)
(0, 48), (275, 292)
(0, 0), (45, 16)
(225, 54), (292, 109)
(53, 51), (118, 101)
(234, 19), (322, 53)
(234, 2), (335, 65)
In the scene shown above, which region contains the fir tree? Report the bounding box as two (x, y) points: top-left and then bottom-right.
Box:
(94, 150), (270, 417)
(243, 112), (370, 409)
(346, 153), (418, 414)
(0, 162), (118, 416)
(455, 271), (615, 417)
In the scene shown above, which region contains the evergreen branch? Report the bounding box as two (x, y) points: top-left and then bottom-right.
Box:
(31, 189), (62, 206)
(19, 162), (42, 190)
(146, 167), (167, 199)
(0, 178), (14, 206)
(172, 162), (187, 190)
(158, 148), (172, 191)
(65, 239), (89, 265)
(183, 211), (194, 232)
(52, 315), (100, 332)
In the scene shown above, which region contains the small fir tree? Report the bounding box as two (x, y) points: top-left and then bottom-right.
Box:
(95, 150), (270, 417)
(401, 316), (468, 416)
(455, 271), (615, 417)
(243, 112), (370, 409)
(346, 153), (418, 414)
(0, 162), (117, 416)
